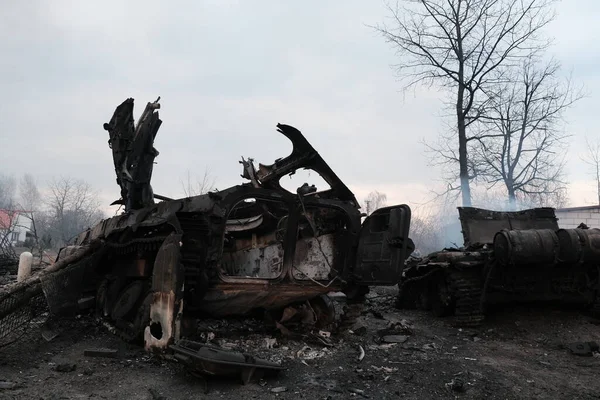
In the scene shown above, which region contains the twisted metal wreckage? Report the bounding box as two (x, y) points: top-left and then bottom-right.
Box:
(0, 98), (414, 382)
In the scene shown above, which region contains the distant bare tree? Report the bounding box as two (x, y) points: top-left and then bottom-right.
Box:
(471, 185), (567, 211)
(0, 174), (17, 209)
(376, 0), (556, 206)
(18, 174), (41, 213)
(0, 175), (19, 267)
(472, 57), (581, 208)
(582, 137), (600, 206)
(16, 174), (45, 258)
(363, 191), (388, 215)
(181, 169), (216, 197)
(45, 177), (105, 248)
(409, 214), (443, 255)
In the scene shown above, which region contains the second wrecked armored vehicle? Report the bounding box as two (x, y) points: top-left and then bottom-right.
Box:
(397, 207), (600, 326)
(50, 98), (414, 352)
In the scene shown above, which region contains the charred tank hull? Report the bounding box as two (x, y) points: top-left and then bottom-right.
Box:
(397, 207), (600, 327)
(9, 98), (413, 353)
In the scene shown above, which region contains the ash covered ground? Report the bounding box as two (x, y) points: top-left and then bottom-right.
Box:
(1, 286), (600, 400)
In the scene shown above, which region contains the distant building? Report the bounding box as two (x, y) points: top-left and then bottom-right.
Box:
(555, 205), (600, 229)
(0, 210), (33, 246)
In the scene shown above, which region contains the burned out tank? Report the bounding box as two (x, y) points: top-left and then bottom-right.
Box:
(30, 98), (414, 352)
(396, 207), (600, 326)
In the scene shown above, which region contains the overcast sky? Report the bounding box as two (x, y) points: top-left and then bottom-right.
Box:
(1, 0), (599, 215)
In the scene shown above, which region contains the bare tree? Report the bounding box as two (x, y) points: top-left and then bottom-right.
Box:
(45, 177), (105, 248)
(16, 174), (45, 258)
(409, 214), (444, 255)
(362, 191), (388, 215)
(0, 174), (17, 209)
(376, 0), (556, 206)
(472, 57), (581, 208)
(582, 137), (600, 206)
(181, 169), (216, 197)
(18, 174), (41, 213)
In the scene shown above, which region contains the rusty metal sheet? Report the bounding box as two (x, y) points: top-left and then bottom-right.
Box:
(292, 234), (335, 281)
(144, 233), (183, 351)
(197, 283), (336, 317)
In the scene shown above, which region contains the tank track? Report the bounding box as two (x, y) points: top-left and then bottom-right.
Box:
(450, 267), (484, 327)
(105, 235), (167, 254)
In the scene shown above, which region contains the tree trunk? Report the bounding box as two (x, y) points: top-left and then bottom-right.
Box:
(596, 165), (600, 206)
(457, 86), (471, 207)
(507, 189), (517, 210)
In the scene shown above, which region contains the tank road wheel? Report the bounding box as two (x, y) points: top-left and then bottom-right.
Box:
(430, 273), (454, 317)
(308, 295), (337, 332)
(95, 278), (109, 318)
(103, 277), (128, 318)
(111, 280), (146, 321)
(111, 280), (151, 343)
(130, 293), (152, 342)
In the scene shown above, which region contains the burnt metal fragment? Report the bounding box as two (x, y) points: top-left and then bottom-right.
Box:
(170, 339), (284, 384)
(567, 341), (599, 357)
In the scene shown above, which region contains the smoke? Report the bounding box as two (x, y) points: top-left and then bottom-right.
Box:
(410, 186), (565, 255)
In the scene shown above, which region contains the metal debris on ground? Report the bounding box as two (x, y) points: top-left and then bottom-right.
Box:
(55, 363), (76, 372)
(445, 377), (466, 392)
(348, 387), (369, 397)
(41, 328), (60, 342)
(381, 335), (409, 344)
(83, 348), (120, 359)
(357, 344), (365, 361)
(170, 339), (284, 384)
(296, 346), (330, 360)
(0, 381), (19, 390)
(567, 341), (600, 357)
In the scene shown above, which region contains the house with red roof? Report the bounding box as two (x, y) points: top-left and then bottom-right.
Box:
(0, 209), (34, 246)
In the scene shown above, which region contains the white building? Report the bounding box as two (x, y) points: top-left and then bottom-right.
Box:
(0, 210), (34, 246)
(555, 205), (600, 229)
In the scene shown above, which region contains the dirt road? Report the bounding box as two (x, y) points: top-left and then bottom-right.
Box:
(1, 288), (599, 400)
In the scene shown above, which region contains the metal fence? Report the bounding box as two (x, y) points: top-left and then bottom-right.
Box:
(0, 281), (48, 349)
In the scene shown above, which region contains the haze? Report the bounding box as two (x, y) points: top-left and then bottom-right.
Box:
(1, 1), (599, 213)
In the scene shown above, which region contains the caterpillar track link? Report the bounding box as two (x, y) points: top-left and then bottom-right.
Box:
(450, 268), (484, 327)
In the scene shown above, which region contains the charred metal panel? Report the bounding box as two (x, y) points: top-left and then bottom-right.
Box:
(458, 207), (559, 247)
(245, 124), (358, 204)
(40, 254), (98, 316)
(222, 242), (284, 279)
(104, 98), (162, 211)
(292, 234), (335, 281)
(354, 205), (412, 285)
(197, 283), (333, 317)
(144, 233), (183, 351)
(171, 339), (283, 384)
